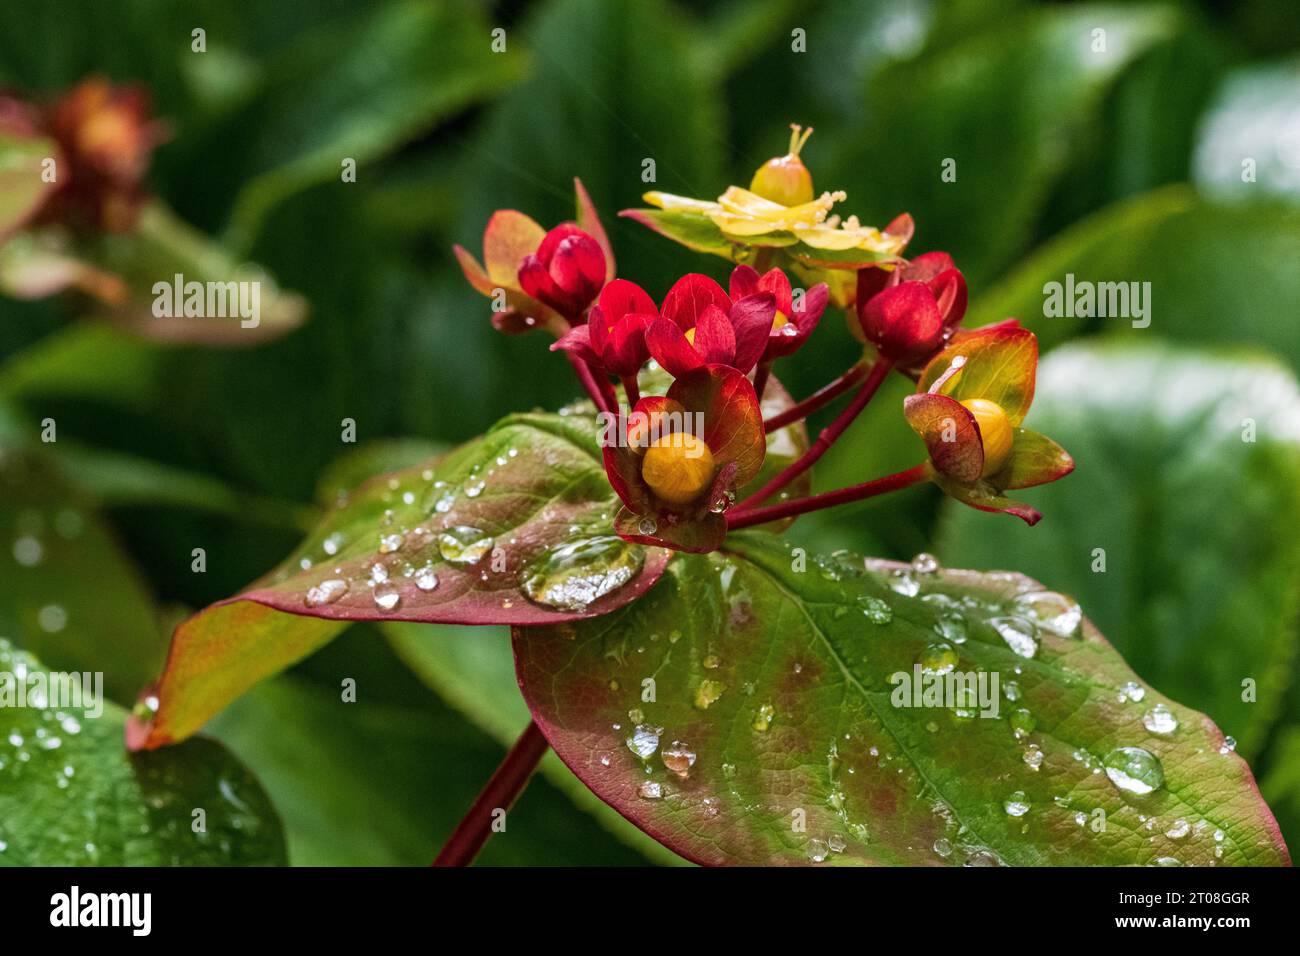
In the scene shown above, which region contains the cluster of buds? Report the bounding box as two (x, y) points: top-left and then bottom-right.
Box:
(458, 128), (1073, 552)
(1, 77), (165, 234)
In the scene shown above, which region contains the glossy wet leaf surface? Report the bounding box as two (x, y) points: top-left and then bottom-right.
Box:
(129, 409), (672, 749)
(941, 342), (1300, 757)
(0, 643), (284, 865)
(514, 535), (1288, 866)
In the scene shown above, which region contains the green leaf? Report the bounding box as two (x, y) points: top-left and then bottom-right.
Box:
(0, 445), (164, 703)
(940, 342), (1300, 757)
(514, 534), (1289, 866)
(824, 3), (1181, 283)
(383, 620), (687, 866)
(0, 643), (285, 865)
(0, 131), (56, 239)
(971, 186), (1300, 371)
(129, 410), (670, 750)
(206, 630), (651, 866)
(617, 208), (735, 258)
(1193, 57), (1300, 205)
(225, 0), (526, 245)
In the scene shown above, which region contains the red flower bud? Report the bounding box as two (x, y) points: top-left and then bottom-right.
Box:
(856, 252), (967, 368)
(729, 265), (828, 360)
(518, 223), (606, 318)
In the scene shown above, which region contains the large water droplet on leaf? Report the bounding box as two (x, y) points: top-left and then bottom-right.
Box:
(1143, 704), (1178, 735)
(990, 616), (1039, 658)
(437, 526), (494, 565)
(304, 579), (348, 607)
(1103, 746), (1165, 795)
(522, 535), (644, 611)
(1012, 590), (1082, 637)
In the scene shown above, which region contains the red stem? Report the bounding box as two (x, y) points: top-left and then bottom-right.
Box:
(738, 358), (894, 509)
(727, 463), (929, 529)
(621, 375), (641, 409)
(764, 361), (868, 433)
(567, 353), (612, 415)
(751, 359), (772, 405)
(432, 720), (550, 867)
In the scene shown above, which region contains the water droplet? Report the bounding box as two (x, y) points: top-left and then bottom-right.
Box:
(935, 611), (967, 644)
(1009, 708), (1036, 740)
(437, 526), (494, 565)
(1165, 819), (1190, 839)
(1152, 856), (1181, 867)
(1142, 703), (1178, 735)
(523, 536), (643, 611)
(322, 532), (344, 556)
(1118, 681), (1146, 703)
(1219, 736), (1237, 755)
(964, 849), (1001, 867)
(857, 595), (893, 624)
(305, 579), (348, 607)
(990, 616), (1038, 658)
(806, 839), (829, 863)
(637, 516), (657, 535)
(638, 780), (663, 800)
(1103, 746), (1165, 795)
(911, 553), (940, 574)
(889, 569), (920, 596)
(378, 533), (403, 554)
(1012, 590), (1082, 637)
(752, 703), (775, 732)
(415, 567), (439, 591)
(1023, 744), (1044, 771)
(373, 583), (401, 611)
(933, 838), (953, 858)
(918, 641), (958, 675)
(1004, 791), (1031, 816)
(694, 679), (726, 711)
(464, 479), (485, 498)
(625, 724), (661, 760)
(661, 741), (697, 777)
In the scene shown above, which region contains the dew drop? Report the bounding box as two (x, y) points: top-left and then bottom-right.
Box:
(694, 679), (726, 711)
(990, 616), (1039, 658)
(918, 641), (958, 675)
(1012, 590), (1082, 637)
(911, 553), (940, 574)
(752, 703), (775, 732)
(638, 780), (663, 800)
(1118, 681), (1146, 703)
(522, 536), (643, 611)
(660, 740), (697, 777)
(1142, 703), (1178, 735)
(1103, 746), (1165, 795)
(373, 583), (401, 611)
(625, 724), (661, 760)
(304, 579), (348, 607)
(1003, 791), (1031, 817)
(1219, 736), (1237, 755)
(857, 595), (893, 624)
(415, 567), (439, 591)
(437, 526), (494, 565)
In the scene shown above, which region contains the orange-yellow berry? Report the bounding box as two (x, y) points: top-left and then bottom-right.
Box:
(641, 432), (716, 505)
(960, 398), (1013, 477)
(749, 124), (815, 206)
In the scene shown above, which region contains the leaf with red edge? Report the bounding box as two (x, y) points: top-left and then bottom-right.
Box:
(919, 323), (1038, 426)
(128, 410), (669, 751)
(514, 534), (1290, 866)
(617, 207), (734, 257)
(931, 470), (1043, 526)
(903, 392), (983, 482)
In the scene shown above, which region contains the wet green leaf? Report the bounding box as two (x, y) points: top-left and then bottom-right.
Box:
(971, 186), (1300, 371)
(940, 342), (1300, 757)
(129, 410), (671, 750)
(514, 534), (1288, 866)
(0, 445), (164, 703)
(0, 643), (285, 865)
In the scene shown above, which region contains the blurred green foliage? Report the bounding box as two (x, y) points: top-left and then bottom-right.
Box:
(3, 0), (1300, 864)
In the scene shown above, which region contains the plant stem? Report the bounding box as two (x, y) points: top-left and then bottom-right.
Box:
(738, 358), (894, 509)
(432, 720), (550, 867)
(567, 353), (612, 415)
(764, 361), (868, 433)
(751, 359), (772, 404)
(621, 375), (641, 409)
(726, 463), (929, 529)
